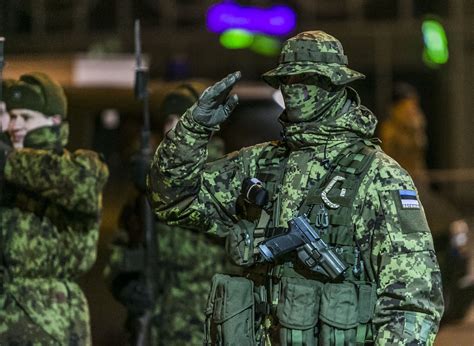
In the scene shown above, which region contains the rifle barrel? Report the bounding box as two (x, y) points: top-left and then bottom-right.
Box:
(134, 20), (142, 69)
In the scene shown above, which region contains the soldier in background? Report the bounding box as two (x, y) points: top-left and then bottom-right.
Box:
(380, 82), (473, 323)
(105, 83), (229, 345)
(0, 72), (109, 344)
(379, 83), (427, 174)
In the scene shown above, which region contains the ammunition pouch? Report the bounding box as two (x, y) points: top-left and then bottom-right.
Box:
(276, 277), (323, 346)
(205, 274), (256, 345)
(319, 282), (376, 345)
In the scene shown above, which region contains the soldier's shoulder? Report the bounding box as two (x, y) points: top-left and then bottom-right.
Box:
(365, 149), (416, 191)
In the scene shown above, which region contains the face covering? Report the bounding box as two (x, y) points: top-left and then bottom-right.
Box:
(23, 122), (69, 152)
(280, 76), (345, 122)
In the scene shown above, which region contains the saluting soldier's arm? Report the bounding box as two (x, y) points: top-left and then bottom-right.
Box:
(147, 107), (244, 236)
(148, 72), (242, 235)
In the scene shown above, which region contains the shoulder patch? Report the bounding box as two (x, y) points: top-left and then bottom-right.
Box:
(399, 189), (420, 209)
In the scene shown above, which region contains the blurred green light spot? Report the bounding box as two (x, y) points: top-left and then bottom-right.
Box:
(250, 35), (281, 56)
(422, 19), (448, 66)
(220, 29), (254, 49)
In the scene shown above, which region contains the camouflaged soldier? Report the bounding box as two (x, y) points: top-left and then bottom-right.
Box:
(148, 31), (444, 345)
(0, 72), (109, 345)
(105, 83), (229, 346)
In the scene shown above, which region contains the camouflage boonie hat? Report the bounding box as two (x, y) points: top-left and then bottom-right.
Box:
(262, 31), (365, 88)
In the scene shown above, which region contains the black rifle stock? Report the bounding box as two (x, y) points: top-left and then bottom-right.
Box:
(258, 215), (348, 279)
(133, 19), (158, 346)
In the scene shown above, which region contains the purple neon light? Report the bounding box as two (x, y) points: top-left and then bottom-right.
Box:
(206, 2), (296, 36)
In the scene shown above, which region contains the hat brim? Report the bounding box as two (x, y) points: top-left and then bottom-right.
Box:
(262, 62), (365, 88)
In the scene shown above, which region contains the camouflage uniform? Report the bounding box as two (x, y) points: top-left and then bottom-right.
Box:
(0, 73), (109, 345)
(148, 32), (444, 345)
(105, 84), (229, 346)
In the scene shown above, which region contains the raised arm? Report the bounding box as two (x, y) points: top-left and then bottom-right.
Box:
(147, 72), (242, 235)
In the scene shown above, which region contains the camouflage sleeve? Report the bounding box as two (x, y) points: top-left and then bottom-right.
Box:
(356, 154), (444, 345)
(4, 148), (109, 215)
(148, 107), (248, 236)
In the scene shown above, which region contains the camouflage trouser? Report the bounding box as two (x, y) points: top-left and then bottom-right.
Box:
(151, 226), (229, 346)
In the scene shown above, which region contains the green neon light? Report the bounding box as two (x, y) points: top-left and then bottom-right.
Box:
(250, 35), (281, 56)
(219, 29), (254, 49)
(422, 19), (449, 65)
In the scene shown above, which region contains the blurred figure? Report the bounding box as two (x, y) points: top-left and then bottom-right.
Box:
(380, 82), (473, 323)
(380, 82), (427, 174)
(0, 72), (109, 344)
(104, 83), (230, 345)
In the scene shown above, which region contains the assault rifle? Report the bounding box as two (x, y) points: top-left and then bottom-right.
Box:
(258, 215), (348, 280)
(132, 19), (158, 346)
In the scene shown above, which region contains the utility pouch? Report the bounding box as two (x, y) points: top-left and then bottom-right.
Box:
(205, 274), (256, 346)
(276, 277), (323, 346)
(225, 220), (257, 267)
(357, 283), (376, 324)
(319, 282), (360, 345)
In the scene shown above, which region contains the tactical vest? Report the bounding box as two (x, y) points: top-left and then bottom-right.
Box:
(209, 140), (380, 345)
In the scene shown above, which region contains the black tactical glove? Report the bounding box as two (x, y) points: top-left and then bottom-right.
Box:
(192, 71), (241, 127)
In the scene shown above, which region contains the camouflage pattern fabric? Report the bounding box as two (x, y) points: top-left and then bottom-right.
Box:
(106, 197), (229, 346)
(262, 31), (365, 88)
(280, 80), (346, 122)
(105, 137), (230, 346)
(0, 128), (109, 344)
(148, 80), (443, 345)
(154, 223), (228, 345)
(23, 122), (70, 150)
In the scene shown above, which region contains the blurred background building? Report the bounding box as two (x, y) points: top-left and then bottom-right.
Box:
(1, 0), (473, 344)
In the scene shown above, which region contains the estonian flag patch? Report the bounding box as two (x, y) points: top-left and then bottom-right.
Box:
(399, 189), (420, 209)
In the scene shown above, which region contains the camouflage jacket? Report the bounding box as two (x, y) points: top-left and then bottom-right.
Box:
(0, 148), (108, 344)
(105, 187), (228, 345)
(106, 137), (229, 345)
(148, 89), (444, 345)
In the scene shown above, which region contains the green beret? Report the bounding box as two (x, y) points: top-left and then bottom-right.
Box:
(4, 72), (67, 118)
